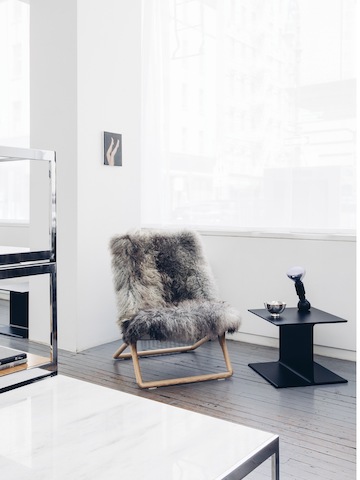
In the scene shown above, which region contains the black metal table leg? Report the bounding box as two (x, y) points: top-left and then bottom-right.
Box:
(279, 324), (314, 382)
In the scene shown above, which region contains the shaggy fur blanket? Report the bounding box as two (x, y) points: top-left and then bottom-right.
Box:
(110, 230), (241, 343)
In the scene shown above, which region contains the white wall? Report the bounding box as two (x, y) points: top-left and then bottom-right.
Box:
(76, 0), (141, 350)
(0, 225), (28, 247)
(31, 0), (141, 351)
(201, 233), (356, 361)
(31, 0), (79, 351)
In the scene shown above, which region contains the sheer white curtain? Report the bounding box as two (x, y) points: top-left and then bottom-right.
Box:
(141, 0), (356, 234)
(0, 0), (30, 223)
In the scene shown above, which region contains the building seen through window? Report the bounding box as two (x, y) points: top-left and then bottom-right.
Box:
(141, 0), (356, 234)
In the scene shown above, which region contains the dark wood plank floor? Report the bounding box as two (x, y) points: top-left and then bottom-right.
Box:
(57, 338), (356, 480)
(0, 330), (355, 479)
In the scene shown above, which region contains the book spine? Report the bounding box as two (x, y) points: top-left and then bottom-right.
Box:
(0, 359), (27, 370)
(0, 355), (27, 365)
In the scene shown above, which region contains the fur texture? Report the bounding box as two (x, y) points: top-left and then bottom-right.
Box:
(109, 230), (241, 343)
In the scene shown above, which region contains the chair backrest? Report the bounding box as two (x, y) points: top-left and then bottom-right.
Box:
(110, 230), (219, 322)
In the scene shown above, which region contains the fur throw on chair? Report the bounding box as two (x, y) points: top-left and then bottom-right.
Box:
(110, 230), (241, 344)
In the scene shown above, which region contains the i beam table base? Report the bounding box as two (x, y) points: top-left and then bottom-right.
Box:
(249, 360), (347, 388)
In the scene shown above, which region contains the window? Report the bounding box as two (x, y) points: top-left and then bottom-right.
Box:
(141, 0), (356, 235)
(0, 0), (30, 223)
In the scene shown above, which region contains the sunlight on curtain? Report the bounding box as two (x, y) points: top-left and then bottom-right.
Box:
(0, 0), (30, 223)
(141, 0), (356, 234)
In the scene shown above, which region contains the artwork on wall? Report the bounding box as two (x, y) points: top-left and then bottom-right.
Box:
(104, 132), (122, 166)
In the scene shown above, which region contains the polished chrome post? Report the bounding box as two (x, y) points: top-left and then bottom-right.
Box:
(49, 153), (57, 263)
(49, 264), (58, 366)
(271, 440), (280, 479)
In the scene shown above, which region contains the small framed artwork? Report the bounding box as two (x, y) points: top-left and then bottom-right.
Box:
(104, 132), (122, 166)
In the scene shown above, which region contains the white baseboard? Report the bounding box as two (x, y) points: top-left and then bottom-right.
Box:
(228, 331), (356, 362)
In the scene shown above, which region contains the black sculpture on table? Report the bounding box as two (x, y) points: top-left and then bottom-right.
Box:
(286, 266), (311, 312)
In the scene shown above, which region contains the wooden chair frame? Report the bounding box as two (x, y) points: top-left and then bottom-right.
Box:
(113, 333), (234, 389)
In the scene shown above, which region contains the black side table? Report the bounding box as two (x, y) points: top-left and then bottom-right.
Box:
(248, 307), (348, 388)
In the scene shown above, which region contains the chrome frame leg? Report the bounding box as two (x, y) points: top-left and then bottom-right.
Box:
(271, 448), (280, 479)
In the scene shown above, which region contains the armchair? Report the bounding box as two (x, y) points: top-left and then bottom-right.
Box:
(110, 230), (241, 388)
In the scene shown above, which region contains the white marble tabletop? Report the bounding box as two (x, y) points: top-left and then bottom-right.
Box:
(0, 375), (278, 479)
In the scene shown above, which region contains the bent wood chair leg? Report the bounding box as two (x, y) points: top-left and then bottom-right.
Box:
(129, 333), (234, 389)
(113, 335), (209, 360)
(113, 342), (129, 359)
(218, 333), (234, 375)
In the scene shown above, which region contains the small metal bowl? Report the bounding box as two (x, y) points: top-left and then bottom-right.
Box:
(264, 301), (286, 318)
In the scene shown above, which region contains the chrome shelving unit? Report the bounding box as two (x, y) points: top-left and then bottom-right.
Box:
(0, 146), (57, 393)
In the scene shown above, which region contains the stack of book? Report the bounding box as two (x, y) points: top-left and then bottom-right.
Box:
(0, 346), (27, 371)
